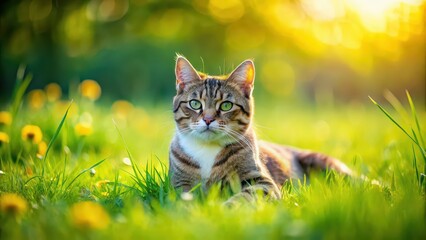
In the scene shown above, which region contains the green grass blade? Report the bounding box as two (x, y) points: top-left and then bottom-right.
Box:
(24, 175), (43, 185)
(369, 96), (417, 144)
(42, 100), (73, 176)
(411, 129), (426, 162)
(65, 158), (107, 189)
(384, 90), (410, 124)
(113, 119), (144, 179)
(412, 145), (419, 183)
(406, 90), (425, 149)
(10, 72), (32, 118)
(108, 181), (141, 194)
(16, 64), (26, 82)
(44, 101), (73, 159)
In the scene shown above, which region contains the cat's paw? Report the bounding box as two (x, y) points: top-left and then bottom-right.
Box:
(222, 193), (254, 208)
(222, 198), (242, 208)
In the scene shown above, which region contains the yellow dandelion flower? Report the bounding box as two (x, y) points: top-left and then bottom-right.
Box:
(70, 201), (110, 230)
(45, 83), (62, 102)
(21, 125), (43, 144)
(95, 180), (110, 188)
(74, 123), (93, 136)
(0, 111), (12, 126)
(0, 132), (9, 146)
(25, 166), (33, 176)
(27, 89), (46, 109)
(79, 79), (101, 101)
(112, 100), (134, 119)
(0, 193), (28, 216)
(38, 141), (47, 156)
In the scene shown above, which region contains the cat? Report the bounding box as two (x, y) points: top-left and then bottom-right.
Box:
(169, 55), (352, 203)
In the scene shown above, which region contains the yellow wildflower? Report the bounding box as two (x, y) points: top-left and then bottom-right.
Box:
(0, 111), (12, 126)
(70, 201), (110, 230)
(21, 125), (43, 144)
(112, 100), (134, 119)
(25, 166), (33, 176)
(74, 123), (93, 136)
(27, 89), (46, 109)
(79, 80), (101, 101)
(95, 180), (110, 188)
(0, 132), (9, 146)
(45, 83), (62, 102)
(38, 141), (47, 155)
(0, 193), (28, 216)
(37, 141), (48, 158)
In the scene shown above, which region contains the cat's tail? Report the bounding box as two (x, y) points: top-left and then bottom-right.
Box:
(291, 148), (386, 188)
(289, 148), (353, 177)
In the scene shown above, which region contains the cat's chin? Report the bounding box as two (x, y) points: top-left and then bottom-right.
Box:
(193, 130), (223, 142)
(179, 129), (229, 145)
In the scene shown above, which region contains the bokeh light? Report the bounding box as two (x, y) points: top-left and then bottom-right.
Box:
(27, 90), (46, 110)
(45, 83), (62, 102)
(260, 59), (296, 97)
(0, 0), (424, 103)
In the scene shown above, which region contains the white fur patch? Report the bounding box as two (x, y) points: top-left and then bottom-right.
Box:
(178, 133), (222, 180)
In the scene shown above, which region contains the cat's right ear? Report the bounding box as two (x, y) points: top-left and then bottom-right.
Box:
(175, 56), (201, 91)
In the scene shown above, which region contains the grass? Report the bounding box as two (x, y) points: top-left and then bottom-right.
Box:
(0, 76), (425, 239)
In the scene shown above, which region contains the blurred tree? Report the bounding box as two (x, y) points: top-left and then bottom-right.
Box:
(0, 0), (425, 105)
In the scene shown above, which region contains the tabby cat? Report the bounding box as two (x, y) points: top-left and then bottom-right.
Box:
(169, 55), (352, 202)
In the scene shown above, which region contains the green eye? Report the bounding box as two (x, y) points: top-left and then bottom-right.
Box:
(189, 100), (202, 110)
(220, 101), (233, 111)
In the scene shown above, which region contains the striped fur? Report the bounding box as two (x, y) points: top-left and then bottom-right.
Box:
(169, 56), (352, 202)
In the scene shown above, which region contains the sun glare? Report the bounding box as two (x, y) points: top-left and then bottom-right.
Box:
(299, 0), (424, 42)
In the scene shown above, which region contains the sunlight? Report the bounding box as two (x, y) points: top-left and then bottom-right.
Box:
(302, 0), (346, 21)
(208, 0), (245, 23)
(348, 0), (424, 34)
(226, 21), (265, 50)
(281, 0), (425, 49)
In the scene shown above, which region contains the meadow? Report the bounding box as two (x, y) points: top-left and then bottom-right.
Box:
(0, 74), (425, 240)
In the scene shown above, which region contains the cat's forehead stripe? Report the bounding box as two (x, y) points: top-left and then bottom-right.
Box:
(204, 78), (222, 98)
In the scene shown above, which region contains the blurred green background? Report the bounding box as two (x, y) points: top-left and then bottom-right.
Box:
(1, 0), (425, 105)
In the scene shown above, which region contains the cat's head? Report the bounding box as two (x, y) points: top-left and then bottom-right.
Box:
(173, 55), (255, 144)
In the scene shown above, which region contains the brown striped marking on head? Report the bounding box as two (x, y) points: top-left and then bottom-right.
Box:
(173, 55), (256, 145)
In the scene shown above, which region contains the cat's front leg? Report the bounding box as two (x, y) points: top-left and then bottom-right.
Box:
(224, 174), (281, 207)
(169, 167), (195, 193)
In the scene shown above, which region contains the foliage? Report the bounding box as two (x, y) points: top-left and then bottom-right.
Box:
(0, 68), (425, 239)
(370, 91), (426, 192)
(1, 0), (425, 102)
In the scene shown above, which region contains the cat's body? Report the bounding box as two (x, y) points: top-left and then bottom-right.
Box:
(169, 56), (351, 201)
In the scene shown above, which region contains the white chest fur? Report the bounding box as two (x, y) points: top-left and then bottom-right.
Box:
(178, 134), (222, 180)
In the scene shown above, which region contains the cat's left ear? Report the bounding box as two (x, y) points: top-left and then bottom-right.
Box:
(227, 60), (255, 97)
(175, 56), (201, 92)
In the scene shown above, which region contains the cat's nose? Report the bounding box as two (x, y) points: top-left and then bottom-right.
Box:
(203, 117), (215, 126)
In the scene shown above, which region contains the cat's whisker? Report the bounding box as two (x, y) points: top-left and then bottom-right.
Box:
(231, 135), (256, 154)
(228, 129), (257, 153)
(217, 127), (256, 154)
(177, 127), (194, 136)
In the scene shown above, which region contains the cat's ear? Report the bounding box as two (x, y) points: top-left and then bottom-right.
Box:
(175, 56), (201, 91)
(227, 60), (255, 97)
